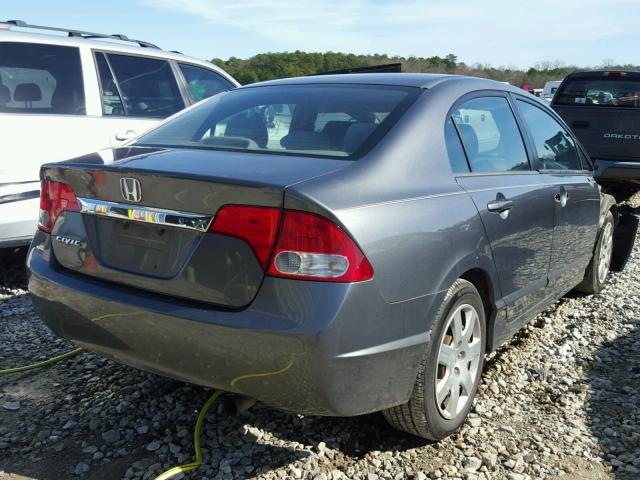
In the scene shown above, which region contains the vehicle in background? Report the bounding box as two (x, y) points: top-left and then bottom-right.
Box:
(0, 20), (239, 250)
(552, 71), (640, 203)
(541, 80), (562, 102)
(28, 73), (635, 441)
(532, 88), (543, 97)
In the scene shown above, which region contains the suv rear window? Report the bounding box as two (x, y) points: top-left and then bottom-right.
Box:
(135, 84), (420, 159)
(0, 42), (85, 115)
(555, 76), (640, 108)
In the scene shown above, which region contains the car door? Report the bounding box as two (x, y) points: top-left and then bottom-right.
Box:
(93, 51), (188, 146)
(513, 96), (600, 293)
(451, 93), (557, 329)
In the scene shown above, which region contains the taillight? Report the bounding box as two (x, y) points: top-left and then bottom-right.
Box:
(38, 180), (79, 233)
(210, 206), (374, 282)
(209, 205), (281, 269)
(267, 210), (373, 282)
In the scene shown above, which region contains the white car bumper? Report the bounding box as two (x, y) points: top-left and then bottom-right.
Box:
(0, 182), (40, 248)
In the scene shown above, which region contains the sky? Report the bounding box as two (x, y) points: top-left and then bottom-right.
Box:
(3, 0), (638, 68)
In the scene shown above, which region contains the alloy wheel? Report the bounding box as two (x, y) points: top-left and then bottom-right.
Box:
(598, 221), (614, 284)
(434, 304), (482, 420)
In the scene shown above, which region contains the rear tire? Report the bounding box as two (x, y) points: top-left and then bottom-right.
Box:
(383, 279), (486, 440)
(575, 211), (614, 294)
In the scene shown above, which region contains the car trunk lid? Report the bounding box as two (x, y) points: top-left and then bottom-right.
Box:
(42, 147), (347, 307)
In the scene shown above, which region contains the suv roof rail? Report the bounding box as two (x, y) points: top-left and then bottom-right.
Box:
(0, 19), (161, 49)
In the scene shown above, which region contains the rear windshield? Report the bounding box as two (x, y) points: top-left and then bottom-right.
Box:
(555, 76), (640, 108)
(135, 84), (420, 159)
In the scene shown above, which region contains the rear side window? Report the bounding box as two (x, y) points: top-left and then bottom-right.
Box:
(445, 118), (470, 173)
(136, 84), (420, 159)
(178, 63), (234, 102)
(452, 97), (530, 173)
(98, 53), (184, 118)
(515, 100), (582, 170)
(555, 76), (640, 108)
(0, 42), (85, 115)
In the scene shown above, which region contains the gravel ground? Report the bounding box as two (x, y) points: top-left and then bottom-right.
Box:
(1, 240), (639, 480)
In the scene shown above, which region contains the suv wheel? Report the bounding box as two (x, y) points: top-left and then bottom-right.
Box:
(383, 279), (486, 440)
(576, 211), (615, 294)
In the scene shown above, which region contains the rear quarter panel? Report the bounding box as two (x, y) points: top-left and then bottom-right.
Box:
(286, 79), (504, 337)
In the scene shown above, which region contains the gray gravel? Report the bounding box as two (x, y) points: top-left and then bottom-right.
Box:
(1, 239), (639, 480)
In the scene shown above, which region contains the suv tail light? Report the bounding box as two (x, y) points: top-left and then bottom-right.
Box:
(267, 210), (373, 282)
(211, 206), (373, 282)
(38, 180), (79, 233)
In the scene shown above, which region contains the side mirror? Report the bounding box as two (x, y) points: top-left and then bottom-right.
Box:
(114, 129), (137, 142)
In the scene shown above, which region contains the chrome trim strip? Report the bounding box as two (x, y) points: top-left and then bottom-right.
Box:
(77, 198), (213, 232)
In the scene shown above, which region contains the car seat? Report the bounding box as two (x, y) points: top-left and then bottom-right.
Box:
(343, 123), (378, 154)
(455, 124), (479, 162)
(224, 114), (268, 148)
(52, 83), (84, 114)
(322, 121), (355, 148)
(0, 84), (10, 106)
(13, 83), (42, 108)
(280, 131), (331, 151)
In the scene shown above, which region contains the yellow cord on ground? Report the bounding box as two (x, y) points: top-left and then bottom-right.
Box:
(0, 347), (83, 376)
(154, 390), (224, 480)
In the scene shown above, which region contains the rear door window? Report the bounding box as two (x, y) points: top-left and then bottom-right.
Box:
(97, 53), (185, 118)
(95, 53), (125, 116)
(554, 76), (640, 108)
(178, 63), (234, 102)
(452, 96), (530, 173)
(515, 99), (582, 170)
(0, 42), (85, 115)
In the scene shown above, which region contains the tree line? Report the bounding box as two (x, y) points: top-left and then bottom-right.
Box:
(211, 51), (639, 88)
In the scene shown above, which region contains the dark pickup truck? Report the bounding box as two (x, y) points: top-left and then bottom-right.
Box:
(552, 70), (640, 203)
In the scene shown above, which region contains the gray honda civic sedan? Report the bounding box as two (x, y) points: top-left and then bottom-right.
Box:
(28, 73), (628, 440)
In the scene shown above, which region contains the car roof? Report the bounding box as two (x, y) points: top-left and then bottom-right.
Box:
(0, 27), (237, 84)
(245, 72), (517, 91)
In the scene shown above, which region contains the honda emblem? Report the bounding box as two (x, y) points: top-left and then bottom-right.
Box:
(120, 177), (142, 203)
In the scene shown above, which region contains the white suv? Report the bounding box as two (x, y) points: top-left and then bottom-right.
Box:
(0, 20), (239, 249)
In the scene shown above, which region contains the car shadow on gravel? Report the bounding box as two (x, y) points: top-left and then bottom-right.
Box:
(588, 323), (640, 480)
(246, 408), (429, 459)
(0, 247), (28, 293)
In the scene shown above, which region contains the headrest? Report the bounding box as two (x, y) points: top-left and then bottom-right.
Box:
(225, 114), (268, 148)
(14, 83), (42, 102)
(456, 123), (479, 159)
(0, 84), (10, 103)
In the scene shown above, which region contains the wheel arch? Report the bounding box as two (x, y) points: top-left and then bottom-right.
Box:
(458, 268), (501, 352)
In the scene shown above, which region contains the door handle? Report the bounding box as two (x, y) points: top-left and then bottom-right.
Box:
(114, 129), (137, 142)
(554, 188), (569, 207)
(487, 198), (514, 213)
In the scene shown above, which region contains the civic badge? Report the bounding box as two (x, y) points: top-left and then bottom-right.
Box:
(120, 177), (142, 203)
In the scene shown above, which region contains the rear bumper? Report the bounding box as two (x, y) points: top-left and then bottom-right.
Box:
(0, 182), (40, 248)
(594, 159), (640, 183)
(27, 232), (441, 416)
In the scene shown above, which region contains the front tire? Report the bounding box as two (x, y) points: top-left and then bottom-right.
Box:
(383, 279), (486, 440)
(575, 211), (614, 294)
